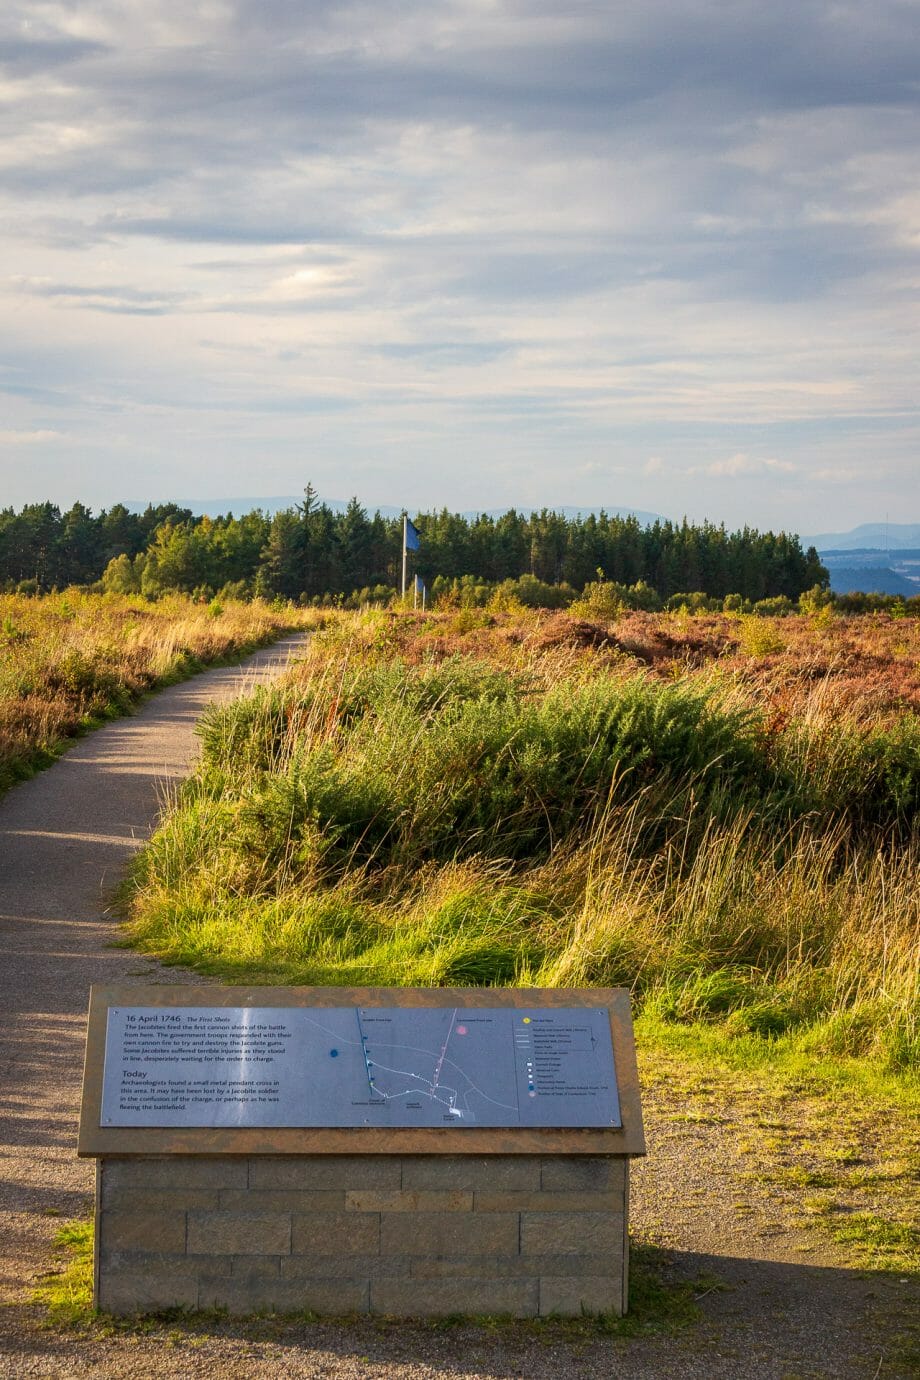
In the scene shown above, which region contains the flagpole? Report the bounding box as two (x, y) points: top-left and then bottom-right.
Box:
(401, 514), (408, 598)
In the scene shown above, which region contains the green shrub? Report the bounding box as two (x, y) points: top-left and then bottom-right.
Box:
(125, 637), (920, 1078)
(570, 579), (662, 620)
(191, 661), (781, 888)
(752, 595), (794, 617)
(665, 592), (719, 613)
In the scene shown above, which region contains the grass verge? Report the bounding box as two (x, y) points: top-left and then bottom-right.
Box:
(636, 1016), (920, 1274)
(0, 592), (323, 795)
(114, 611), (919, 1284)
(32, 1220), (94, 1326)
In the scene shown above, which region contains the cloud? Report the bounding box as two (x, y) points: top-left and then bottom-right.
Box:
(10, 276), (189, 314)
(699, 454), (797, 478)
(0, 1), (917, 528)
(264, 265), (354, 301)
(810, 465), (874, 486)
(0, 35), (107, 74)
(376, 341), (513, 369)
(0, 428), (65, 443)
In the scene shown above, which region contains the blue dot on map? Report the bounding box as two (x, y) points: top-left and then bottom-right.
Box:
(329, 1049), (339, 1057)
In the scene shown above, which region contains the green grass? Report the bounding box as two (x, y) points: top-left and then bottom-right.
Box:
(123, 646), (919, 1073)
(125, 816), (920, 1076)
(634, 1017), (920, 1274)
(32, 1220), (94, 1326)
(829, 1214), (920, 1273)
(633, 1012), (920, 1110)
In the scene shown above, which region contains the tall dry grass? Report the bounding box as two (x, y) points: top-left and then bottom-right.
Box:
(124, 612), (920, 1074)
(0, 589), (318, 791)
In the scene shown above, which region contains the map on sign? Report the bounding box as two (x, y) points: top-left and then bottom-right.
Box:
(100, 1006), (620, 1129)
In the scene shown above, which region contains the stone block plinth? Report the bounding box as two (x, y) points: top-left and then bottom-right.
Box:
(95, 1152), (631, 1317)
(81, 985), (645, 1321)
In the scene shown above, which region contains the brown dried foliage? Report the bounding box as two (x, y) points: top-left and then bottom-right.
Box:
(326, 606), (920, 731)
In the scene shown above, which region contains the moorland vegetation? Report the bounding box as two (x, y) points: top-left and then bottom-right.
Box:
(124, 604), (920, 1090)
(0, 590), (316, 792)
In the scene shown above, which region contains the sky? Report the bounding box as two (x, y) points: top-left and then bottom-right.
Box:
(1, 0), (918, 536)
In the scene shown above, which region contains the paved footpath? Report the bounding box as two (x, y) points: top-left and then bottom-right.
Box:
(0, 635), (310, 1310)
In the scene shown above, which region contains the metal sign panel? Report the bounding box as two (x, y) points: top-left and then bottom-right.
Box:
(101, 1005), (620, 1129)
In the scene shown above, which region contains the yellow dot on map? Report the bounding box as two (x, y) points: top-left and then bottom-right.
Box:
(522, 1017), (531, 1024)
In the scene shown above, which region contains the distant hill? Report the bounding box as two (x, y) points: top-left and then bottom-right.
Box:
(819, 548), (920, 595)
(826, 566), (919, 596)
(126, 497), (667, 525)
(804, 522), (920, 551)
(820, 548), (920, 566)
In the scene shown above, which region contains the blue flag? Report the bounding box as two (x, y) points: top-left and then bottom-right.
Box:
(405, 518), (420, 552)
(414, 574), (425, 594)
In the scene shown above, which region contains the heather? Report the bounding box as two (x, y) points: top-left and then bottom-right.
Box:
(124, 608), (920, 1079)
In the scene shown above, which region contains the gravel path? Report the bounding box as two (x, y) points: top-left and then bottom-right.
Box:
(0, 636), (916, 1378)
(0, 637), (308, 1311)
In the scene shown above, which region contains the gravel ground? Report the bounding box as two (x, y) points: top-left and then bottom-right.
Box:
(0, 634), (916, 1378)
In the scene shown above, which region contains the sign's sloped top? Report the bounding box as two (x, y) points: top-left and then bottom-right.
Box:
(78, 986), (646, 1157)
(101, 1005), (621, 1131)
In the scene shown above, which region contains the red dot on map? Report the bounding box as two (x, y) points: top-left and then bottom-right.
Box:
(456, 1025), (468, 1035)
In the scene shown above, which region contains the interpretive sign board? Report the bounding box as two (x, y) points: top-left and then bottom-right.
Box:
(79, 985), (644, 1157)
(100, 1005), (621, 1130)
(81, 986), (645, 1318)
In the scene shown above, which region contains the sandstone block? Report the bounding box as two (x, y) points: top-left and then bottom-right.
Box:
(248, 1157), (401, 1191)
(198, 1276), (369, 1314)
(520, 1210), (624, 1255)
(98, 1271), (198, 1315)
(187, 1211), (290, 1255)
(401, 1157), (540, 1191)
(102, 1157), (247, 1191)
(539, 1274), (624, 1316)
(474, 1190), (623, 1213)
(345, 1190), (472, 1213)
(410, 1252), (617, 1279)
(100, 1211), (186, 1254)
(540, 1157), (626, 1192)
(228, 1255), (282, 1277)
(291, 1211), (380, 1255)
(281, 1253), (407, 1280)
(99, 1249), (231, 1279)
(218, 1189), (344, 1212)
(100, 1186), (219, 1212)
(371, 1277), (538, 1317)
(380, 1212), (518, 1257)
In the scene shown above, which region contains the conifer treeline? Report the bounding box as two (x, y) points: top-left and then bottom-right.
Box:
(0, 491), (827, 601)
